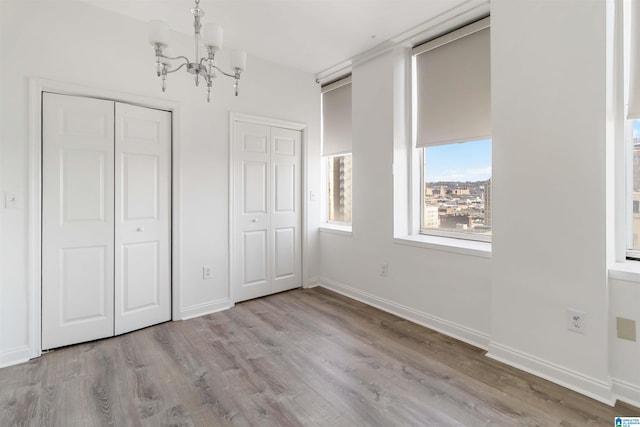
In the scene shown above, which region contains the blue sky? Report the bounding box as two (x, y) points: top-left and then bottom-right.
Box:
(634, 120), (640, 139)
(425, 139), (491, 183)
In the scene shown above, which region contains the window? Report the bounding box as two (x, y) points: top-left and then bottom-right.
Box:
(421, 140), (492, 240)
(327, 154), (352, 223)
(412, 18), (491, 242)
(627, 0), (640, 257)
(322, 76), (352, 227)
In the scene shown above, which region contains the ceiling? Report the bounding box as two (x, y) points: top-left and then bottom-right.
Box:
(83, 0), (470, 75)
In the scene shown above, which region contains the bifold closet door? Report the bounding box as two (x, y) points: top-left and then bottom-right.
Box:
(42, 93), (116, 350)
(42, 94), (171, 350)
(114, 103), (171, 335)
(233, 122), (301, 303)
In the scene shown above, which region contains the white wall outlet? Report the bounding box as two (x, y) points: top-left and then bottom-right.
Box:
(203, 266), (213, 280)
(567, 309), (586, 334)
(4, 191), (18, 209)
(380, 262), (389, 277)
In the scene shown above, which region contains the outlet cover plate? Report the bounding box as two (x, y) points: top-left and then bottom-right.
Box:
(567, 309), (586, 334)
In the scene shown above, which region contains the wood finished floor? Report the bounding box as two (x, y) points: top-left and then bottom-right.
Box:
(1, 287), (637, 426)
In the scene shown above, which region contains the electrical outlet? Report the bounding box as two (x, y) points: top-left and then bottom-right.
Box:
(380, 263), (389, 277)
(203, 266), (213, 280)
(567, 309), (586, 334)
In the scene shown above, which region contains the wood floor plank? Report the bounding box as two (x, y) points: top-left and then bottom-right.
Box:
(1, 287), (638, 426)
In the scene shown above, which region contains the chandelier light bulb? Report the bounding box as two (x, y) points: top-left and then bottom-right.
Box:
(148, 20), (170, 47)
(203, 23), (223, 50)
(230, 50), (247, 72)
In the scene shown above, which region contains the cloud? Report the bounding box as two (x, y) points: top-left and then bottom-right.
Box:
(466, 166), (492, 176)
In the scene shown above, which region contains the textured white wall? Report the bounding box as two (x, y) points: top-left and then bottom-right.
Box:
(0, 0), (321, 364)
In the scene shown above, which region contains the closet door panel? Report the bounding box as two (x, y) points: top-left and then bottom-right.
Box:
(114, 103), (171, 335)
(42, 93), (115, 350)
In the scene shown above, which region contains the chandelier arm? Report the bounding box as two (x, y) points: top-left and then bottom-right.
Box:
(165, 62), (189, 74)
(212, 66), (238, 79)
(162, 54), (191, 64)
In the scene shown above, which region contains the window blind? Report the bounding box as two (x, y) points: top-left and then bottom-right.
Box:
(322, 76), (352, 157)
(629, 0), (640, 119)
(413, 18), (491, 148)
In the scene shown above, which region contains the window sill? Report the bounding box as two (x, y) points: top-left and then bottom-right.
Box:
(319, 224), (353, 236)
(609, 261), (640, 283)
(393, 234), (491, 258)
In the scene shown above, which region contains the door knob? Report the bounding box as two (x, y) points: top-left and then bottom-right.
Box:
(137, 227), (145, 232)
(251, 219), (257, 223)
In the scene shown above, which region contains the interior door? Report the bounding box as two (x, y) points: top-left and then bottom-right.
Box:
(270, 127), (301, 293)
(114, 103), (171, 335)
(42, 93), (115, 350)
(233, 121), (302, 302)
(234, 122), (272, 302)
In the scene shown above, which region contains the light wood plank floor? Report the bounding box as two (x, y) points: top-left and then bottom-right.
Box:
(1, 287), (638, 426)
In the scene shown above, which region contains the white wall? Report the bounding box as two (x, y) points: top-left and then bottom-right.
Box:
(0, 0), (321, 366)
(318, 0), (639, 408)
(317, 51), (493, 348)
(489, 0), (611, 402)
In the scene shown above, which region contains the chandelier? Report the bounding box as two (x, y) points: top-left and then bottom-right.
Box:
(148, 0), (247, 102)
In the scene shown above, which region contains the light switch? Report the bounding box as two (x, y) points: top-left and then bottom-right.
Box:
(4, 192), (18, 209)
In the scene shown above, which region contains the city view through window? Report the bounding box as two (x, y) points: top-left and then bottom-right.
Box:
(422, 139), (492, 237)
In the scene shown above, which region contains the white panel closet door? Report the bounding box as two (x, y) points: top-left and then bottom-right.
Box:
(234, 122), (272, 302)
(270, 127), (301, 293)
(233, 122), (301, 303)
(42, 93), (115, 350)
(114, 103), (171, 335)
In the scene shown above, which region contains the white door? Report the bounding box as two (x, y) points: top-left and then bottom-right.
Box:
(233, 122), (301, 302)
(42, 93), (115, 350)
(42, 94), (172, 350)
(114, 103), (171, 335)
(270, 127), (302, 293)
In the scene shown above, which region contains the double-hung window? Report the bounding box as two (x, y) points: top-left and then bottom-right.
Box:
(322, 76), (353, 226)
(412, 18), (491, 242)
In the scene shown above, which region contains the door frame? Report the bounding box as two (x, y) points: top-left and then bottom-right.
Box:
(28, 78), (181, 358)
(229, 112), (308, 303)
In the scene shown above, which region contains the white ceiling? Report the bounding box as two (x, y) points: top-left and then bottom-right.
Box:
(83, 0), (470, 75)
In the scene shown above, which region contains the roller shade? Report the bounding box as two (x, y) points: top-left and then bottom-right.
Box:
(414, 19), (491, 147)
(322, 77), (352, 156)
(629, 0), (640, 119)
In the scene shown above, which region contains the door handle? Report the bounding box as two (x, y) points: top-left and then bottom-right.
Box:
(137, 227), (145, 232)
(251, 219), (257, 223)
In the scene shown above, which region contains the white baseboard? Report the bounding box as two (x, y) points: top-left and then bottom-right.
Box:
(316, 276), (491, 350)
(487, 342), (615, 406)
(612, 377), (640, 408)
(180, 298), (233, 320)
(0, 345), (31, 369)
(303, 277), (321, 289)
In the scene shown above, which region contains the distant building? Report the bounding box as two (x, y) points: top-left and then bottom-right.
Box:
(423, 205), (439, 228)
(484, 178), (492, 227)
(440, 214), (471, 229)
(452, 188), (470, 195)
